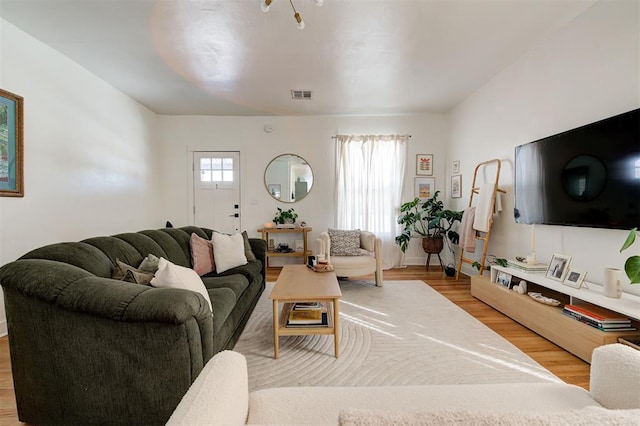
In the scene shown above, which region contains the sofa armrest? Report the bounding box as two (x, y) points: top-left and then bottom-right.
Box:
(167, 351), (249, 426)
(590, 343), (640, 409)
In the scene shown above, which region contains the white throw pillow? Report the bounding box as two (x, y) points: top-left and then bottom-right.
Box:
(211, 232), (248, 273)
(150, 257), (212, 312)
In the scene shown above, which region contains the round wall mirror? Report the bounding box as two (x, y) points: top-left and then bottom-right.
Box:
(264, 154), (313, 203)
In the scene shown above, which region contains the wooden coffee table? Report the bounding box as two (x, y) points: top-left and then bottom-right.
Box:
(269, 265), (342, 359)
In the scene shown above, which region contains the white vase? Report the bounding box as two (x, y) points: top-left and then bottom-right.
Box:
(603, 268), (622, 299)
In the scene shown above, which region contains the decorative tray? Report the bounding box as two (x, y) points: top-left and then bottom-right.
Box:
(307, 263), (335, 273)
(527, 292), (561, 306)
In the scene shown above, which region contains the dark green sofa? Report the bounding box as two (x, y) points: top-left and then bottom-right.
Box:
(0, 225), (266, 425)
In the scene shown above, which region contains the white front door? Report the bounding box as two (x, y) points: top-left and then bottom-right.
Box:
(193, 151), (240, 233)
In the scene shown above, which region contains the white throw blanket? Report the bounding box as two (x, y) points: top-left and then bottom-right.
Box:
(472, 184), (502, 232)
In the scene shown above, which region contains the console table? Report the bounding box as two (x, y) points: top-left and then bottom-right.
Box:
(470, 265), (640, 362)
(258, 227), (312, 267)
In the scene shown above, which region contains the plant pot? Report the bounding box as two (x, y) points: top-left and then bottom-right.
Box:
(422, 236), (444, 254)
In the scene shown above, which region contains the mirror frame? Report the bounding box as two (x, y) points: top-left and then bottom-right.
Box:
(264, 154), (313, 203)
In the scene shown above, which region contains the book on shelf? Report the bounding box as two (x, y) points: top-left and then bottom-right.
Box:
(561, 309), (633, 330)
(287, 312), (328, 327)
(293, 302), (323, 310)
(564, 304), (630, 322)
(506, 259), (548, 273)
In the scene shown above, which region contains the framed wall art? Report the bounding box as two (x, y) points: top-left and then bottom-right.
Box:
(416, 154), (433, 176)
(451, 174), (462, 198)
(0, 88), (24, 197)
(453, 160), (460, 174)
(415, 177), (435, 200)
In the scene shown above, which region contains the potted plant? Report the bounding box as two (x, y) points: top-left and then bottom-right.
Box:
(395, 191), (462, 254)
(273, 207), (298, 225)
(620, 227), (640, 284)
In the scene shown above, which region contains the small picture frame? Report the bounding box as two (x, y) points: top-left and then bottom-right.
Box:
(416, 154), (433, 176)
(415, 177), (435, 200)
(451, 174), (462, 198)
(563, 269), (588, 289)
(546, 254), (572, 282)
(453, 160), (460, 174)
(496, 271), (512, 288)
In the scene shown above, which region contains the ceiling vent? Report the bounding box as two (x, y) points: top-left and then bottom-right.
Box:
(291, 90), (312, 100)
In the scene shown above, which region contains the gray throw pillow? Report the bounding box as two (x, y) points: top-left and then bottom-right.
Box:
(138, 253), (160, 273)
(328, 229), (362, 256)
(241, 231), (258, 262)
(112, 259), (154, 285)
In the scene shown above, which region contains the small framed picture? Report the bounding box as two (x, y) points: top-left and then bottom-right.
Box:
(546, 254), (572, 282)
(416, 154), (433, 176)
(451, 174), (462, 198)
(496, 271), (512, 288)
(415, 177), (435, 200)
(563, 269), (587, 289)
(453, 160), (460, 174)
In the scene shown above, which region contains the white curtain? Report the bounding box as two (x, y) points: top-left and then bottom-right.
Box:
(335, 134), (408, 269)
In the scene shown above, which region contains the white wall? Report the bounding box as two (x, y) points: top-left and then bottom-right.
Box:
(0, 20), (162, 335)
(447, 0), (640, 295)
(157, 114), (448, 266)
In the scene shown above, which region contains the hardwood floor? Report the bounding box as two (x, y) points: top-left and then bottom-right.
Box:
(0, 266), (590, 425)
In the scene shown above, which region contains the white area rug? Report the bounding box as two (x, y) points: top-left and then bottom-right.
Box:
(234, 280), (560, 391)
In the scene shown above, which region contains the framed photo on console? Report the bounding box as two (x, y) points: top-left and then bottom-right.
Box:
(546, 253), (571, 282)
(496, 271), (512, 288)
(563, 269), (588, 289)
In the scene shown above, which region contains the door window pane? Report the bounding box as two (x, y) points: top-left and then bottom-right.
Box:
(200, 157), (235, 182)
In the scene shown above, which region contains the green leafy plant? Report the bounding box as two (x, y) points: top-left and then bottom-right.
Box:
(273, 207), (298, 225)
(472, 257), (507, 270)
(395, 191), (462, 253)
(620, 227), (640, 284)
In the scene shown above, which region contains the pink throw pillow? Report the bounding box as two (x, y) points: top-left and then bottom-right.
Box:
(190, 233), (215, 276)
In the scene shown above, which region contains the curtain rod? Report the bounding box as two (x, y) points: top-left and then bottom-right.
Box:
(330, 134), (412, 139)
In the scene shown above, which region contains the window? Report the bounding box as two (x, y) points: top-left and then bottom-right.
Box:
(200, 157), (234, 182)
(335, 134), (408, 269)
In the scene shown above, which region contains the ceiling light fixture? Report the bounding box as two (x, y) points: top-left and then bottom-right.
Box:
(261, 0), (323, 30)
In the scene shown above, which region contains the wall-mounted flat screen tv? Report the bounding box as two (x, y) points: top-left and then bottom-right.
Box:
(514, 108), (640, 230)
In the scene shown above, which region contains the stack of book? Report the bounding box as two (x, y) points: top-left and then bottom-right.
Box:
(507, 259), (548, 274)
(287, 302), (328, 327)
(562, 304), (636, 332)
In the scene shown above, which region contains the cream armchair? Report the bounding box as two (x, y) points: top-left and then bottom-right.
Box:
(317, 230), (383, 286)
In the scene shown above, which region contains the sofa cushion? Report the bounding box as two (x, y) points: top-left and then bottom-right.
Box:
(211, 232), (247, 273)
(190, 233), (215, 276)
(19, 242), (113, 278)
(329, 229), (362, 256)
(202, 275), (249, 300)
(151, 258), (212, 312)
(338, 406), (640, 426)
(247, 383), (599, 425)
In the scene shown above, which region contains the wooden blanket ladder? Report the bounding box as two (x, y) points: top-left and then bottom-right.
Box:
(455, 159), (506, 279)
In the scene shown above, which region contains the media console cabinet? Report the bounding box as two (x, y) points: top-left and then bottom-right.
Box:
(470, 265), (640, 363)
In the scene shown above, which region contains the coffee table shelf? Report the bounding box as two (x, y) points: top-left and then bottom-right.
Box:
(278, 302), (335, 335)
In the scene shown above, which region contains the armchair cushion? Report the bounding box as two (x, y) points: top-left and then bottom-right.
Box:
(328, 229), (362, 256)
